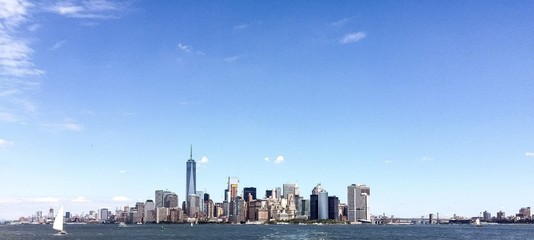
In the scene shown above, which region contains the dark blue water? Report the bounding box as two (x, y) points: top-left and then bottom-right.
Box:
(1, 224), (532, 239)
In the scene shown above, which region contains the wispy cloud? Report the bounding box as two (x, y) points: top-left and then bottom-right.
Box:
(233, 23), (249, 31)
(49, 40), (66, 50)
(0, 0), (44, 77)
(420, 156), (433, 162)
(71, 196), (89, 202)
(41, 119), (83, 132)
(118, 169), (126, 174)
(275, 154), (285, 164)
(178, 43), (192, 53)
(384, 160), (393, 164)
(525, 152), (534, 157)
(0, 112), (17, 122)
(33, 197), (59, 203)
(64, 122), (83, 131)
(264, 157), (270, 162)
(47, 0), (129, 19)
(330, 18), (350, 27)
(224, 56), (239, 62)
(112, 196), (130, 202)
(339, 31), (366, 44)
(0, 138), (14, 148)
(178, 42), (205, 56)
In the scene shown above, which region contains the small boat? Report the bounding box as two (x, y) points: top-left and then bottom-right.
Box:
(474, 218), (482, 227)
(190, 222), (193, 227)
(118, 222), (127, 227)
(53, 206), (67, 235)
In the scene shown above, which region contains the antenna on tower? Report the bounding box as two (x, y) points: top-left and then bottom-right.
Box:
(190, 144), (193, 159)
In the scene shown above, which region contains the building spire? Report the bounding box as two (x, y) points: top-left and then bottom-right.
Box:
(190, 144), (193, 160)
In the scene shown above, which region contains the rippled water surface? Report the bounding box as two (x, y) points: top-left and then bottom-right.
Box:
(1, 224), (533, 239)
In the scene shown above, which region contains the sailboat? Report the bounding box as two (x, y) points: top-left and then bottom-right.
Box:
(474, 218), (482, 227)
(53, 206), (67, 235)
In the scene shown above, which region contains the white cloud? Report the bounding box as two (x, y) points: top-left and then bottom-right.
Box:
(0, 112), (17, 122)
(233, 24), (249, 30)
(0, 138), (14, 148)
(339, 31), (366, 44)
(275, 155), (285, 164)
(199, 156), (209, 164)
(420, 156), (433, 162)
(48, 0), (128, 19)
(264, 157), (270, 162)
(40, 119), (83, 132)
(64, 122), (82, 131)
(112, 196), (130, 202)
(71, 196), (89, 202)
(178, 43), (192, 53)
(34, 197), (59, 203)
(0, 0), (44, 77)
(118, 169), (126, 174)
(331, 18), (349, 27)
(224, 56), (239, 62)
(384, 160), (393, 164)
(525, 152), (534, 157)
(50, 40), (66, 50)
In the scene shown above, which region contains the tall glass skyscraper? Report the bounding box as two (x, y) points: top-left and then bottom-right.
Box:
(186, 145), (196, 198)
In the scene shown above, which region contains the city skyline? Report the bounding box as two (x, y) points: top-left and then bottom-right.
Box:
(1, 1), (534, 220)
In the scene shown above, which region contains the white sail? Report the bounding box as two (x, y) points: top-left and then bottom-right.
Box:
(53, 206), (64, 232)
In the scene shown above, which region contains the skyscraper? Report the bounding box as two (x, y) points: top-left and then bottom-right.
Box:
(243, 187), (257, 202)
(312, 183), (328, 220)
(347, 184), (371, 222)
(227, 177), (239, 201)
(186, 145), (196, 198)
(283, 183), (296, 199)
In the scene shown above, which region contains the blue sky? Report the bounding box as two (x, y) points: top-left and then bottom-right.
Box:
(1, 0), (534, 220)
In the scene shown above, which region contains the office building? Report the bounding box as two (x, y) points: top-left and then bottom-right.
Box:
(144, 200), (155, 223)
(227, 177), (239, 200)
(164, 192), (179, 208)
(328, 196), (339, 220)
(310, 194), (318, 220)
(312, 183), (328, 220)
(186, 145), (197, 198)
(243, 187), (257, 202)
(283, 183), (296, 199)
(347, 184), (371, 222)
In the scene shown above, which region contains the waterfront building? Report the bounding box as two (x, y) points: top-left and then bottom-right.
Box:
(347, 184), (371, 222)
(186, 145), (197, 198)
(300, 199), (311, 219)
(135, 202), (145, 223)
(310, 194), (318, 220)
(164, 192), (178, 208)
(156, 207), (169, 223)
(517, 207), (531, 220)
(318, 191), (328, 219)
(243, 187), (257, 202)
(169, 207), (182, 223)
(497, 211), (505, 220)
(187, 194), (200, 217)
(196, 191), (204, 214)
(312, 183), (328, 220)
(100, 208), (109, 222)
(483, 211), (491, 221)
(328, 196), (339, 220)
(144, 200), (155, 223)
